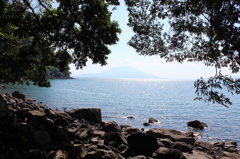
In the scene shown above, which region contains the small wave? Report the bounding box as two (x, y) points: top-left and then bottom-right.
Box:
(103, 115), (138, 119)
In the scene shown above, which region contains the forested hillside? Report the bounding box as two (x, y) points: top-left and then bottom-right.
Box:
(45, 66), (72, 79)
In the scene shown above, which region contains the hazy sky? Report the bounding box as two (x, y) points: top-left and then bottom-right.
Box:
(70, 0), (240, 79)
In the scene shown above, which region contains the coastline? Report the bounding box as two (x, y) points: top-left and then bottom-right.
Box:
(0, 91), (239, 158)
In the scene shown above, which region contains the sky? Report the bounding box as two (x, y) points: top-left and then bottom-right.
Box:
(70, 0), (240, 79)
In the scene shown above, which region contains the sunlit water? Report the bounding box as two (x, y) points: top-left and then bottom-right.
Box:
(1, 78), (240, 146)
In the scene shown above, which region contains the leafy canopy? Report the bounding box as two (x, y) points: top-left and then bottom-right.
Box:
(0, 0), (121, 87)
(125, 0), (240, 107)
(45, 66), (72, 79)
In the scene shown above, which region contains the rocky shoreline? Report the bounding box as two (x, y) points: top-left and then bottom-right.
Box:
(0, 91), (239, 159)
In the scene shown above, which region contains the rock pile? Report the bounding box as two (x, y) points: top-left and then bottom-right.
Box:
(0, 92), (239, 159)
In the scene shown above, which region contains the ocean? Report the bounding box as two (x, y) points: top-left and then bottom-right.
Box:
(1, 78), (239, 146)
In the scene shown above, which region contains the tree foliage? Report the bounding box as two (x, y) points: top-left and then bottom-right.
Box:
(0, 0), (121, 87)
(45, 66), (71, 79)
(125, 0), (240, 107)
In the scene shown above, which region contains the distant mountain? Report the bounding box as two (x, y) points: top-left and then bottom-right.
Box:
(74, 66), (160, 79)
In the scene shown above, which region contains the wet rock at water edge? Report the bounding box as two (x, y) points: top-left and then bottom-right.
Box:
(12, 91), (27, 101)
(127, 116), (136, 119)
(187, 120), (208, 130)
(146, 128), (196, 145)
(67, 108), (102, 124)
(148, 117), (158, 123)
(101, 121), (121, 133)
(143, 122), (150, 126)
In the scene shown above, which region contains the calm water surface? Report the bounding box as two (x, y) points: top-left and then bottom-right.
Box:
(1, 78), (240, 146)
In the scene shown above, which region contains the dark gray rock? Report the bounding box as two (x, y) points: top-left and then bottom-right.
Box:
(56, 111), (72, 120)
(143, 122), (150, 126)
(148, 117), (158, 123)
(54, 118), (70, 128)
(12, 91), (27, 101)
(226, 140), (237, 148)
(101, 121), (121, 133)
(73, 127), (93, 142)
(105, 131), (128, 148)
(194, 140), (224, 158)
(223, 152), (240, 159)
(152, 147), (186, 159)
(212, 141), (225, 148)
(223, 141), (239, 153)
(146, 128), (196, 145)
(127, 116), (136, 119)
(187, 120), (208, 130)
(0, 94), (8, 120)
(127, 132), (159, 156)
(40, 119), (70, 143)
(125, 128), (141, 135)
(172, 142), (193, 152)
(158, 138), (173, 148)
(67, 108), (102, 124)
(29, 130), (52, 147)
(45, 108), (57, 119)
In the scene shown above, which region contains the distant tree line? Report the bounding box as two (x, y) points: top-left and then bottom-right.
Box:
(45, 66), (72, 79)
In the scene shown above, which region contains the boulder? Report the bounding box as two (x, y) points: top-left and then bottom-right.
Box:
(148, 117), (158, 123)
(26, 110), (46, 127)
(146, 128), (196, 145)
(56, 111), (72, 120)
(40, 119), (70, 143)
(152, 147), (186, 159)
(172, 142), (193, 152)
(183, 150), (214, 159)
(211, 141), (225, 148)
(93, 130), (105, 138)
(125, 127), (141, 135)
(45, 108), (57, 119)
(223, 140), (239, 153)
(143, 122), (150, 126)
(127, 116), (136, 119)
(12, 91), (27, 101)
(223, 140), (238, 153)
(223, 151), (240, 159)
(101, 121), (121, 133)
(29, 130), (51, 147)
(194, 140), (224, 158)
(0, 94), (9, 120)
(158, 138), (173, 148)
(67, 108), (102, 124)
(127, 132), (159, 156)
(72, 126), (93, 142)
(105, 131), (128, 148)
(54, 118), (70, 128)
(226, 140), (237, 148)
(187, 120), (208, 130)
(0, 85), (6, 89)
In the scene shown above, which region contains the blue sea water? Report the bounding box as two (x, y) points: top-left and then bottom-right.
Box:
(1, 78), (240, 146)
